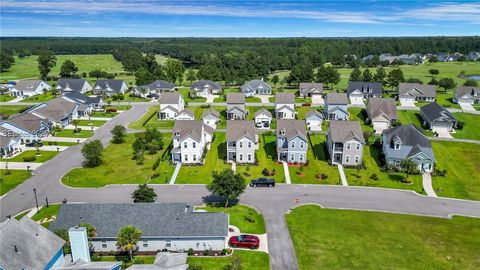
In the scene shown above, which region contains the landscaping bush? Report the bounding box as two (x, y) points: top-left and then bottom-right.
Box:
(244, 215), (255, 224)
(456, 121), (465, 130)
(203, 250), (210, 256)
(150, 172), (160, 179)
(200, 104), (211, 108)
(261, 168), (269, 176)
(73, 128), (82, 133)
(370, 173), (379, 180)
(23, 156), (36, 162)
(188, 248), (194, 256)
(432, 168), (448, 177)
(106, 108), (117, 113)
(152, 157), (161, 170)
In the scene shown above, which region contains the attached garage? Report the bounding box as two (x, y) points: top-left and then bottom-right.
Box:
(373, 121), (390, 134)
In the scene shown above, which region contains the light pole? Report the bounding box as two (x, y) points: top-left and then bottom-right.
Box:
(45, 197), (49, 208)
(33, 188), (39, 213)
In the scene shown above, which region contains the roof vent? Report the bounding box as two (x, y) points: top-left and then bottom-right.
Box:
(14, 245), (18, 253)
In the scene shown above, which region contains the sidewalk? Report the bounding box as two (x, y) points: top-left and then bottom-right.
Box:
(43, 136), (88, 143)
(422, 172), (437, 197)
(64, 125), (98, 131)
(169, 163), (182, 184)
(28, 145), (69, 151)
(336, 163), (349, 186)
(0, 162), (43, 170)
(282, 161), (291, 184)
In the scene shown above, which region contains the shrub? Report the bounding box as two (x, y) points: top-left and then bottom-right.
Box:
(150, 172), (160, 179)
(188, 248), (195, 256)
(321, 173), (328, 179)
(152, 157), (161, 170)
(456, 121), (465, 130)
(23, 156), (36, 162)
(370, 173), (378, 180)
(220, 248), (228, 255)
(200, 104), (211, 108)
(106, 108), (117, 113)
(261, 168), (269, 176)
(244, 215), (255, 223)
(432, 168), (447, 177)
(203, 250), (210, 256)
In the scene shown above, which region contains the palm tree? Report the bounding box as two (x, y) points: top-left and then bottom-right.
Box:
(72, 119), (80, 134)
(139, 87), (148, 98)
(400, 159), (418, 181)
(116, 225), (142, 261)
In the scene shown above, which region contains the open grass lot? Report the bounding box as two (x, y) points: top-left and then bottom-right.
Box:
(0, 170), (31, 196)
(397, 110), (434, 136)
(0, 150), (59, 163)
(188, 250), (270, 270)
(128, 106), (158, 130)
(432, 141), (480, 201)
(62, 134), (174, 187)
(75, 119), (107, 127)
(290, 134), (339, 185)
(287, 205), (480, 270)
(175, 133), (230, 184)
(0, 95), (15, 102)
(451, 113), (480, 140)
(91, 111), (120, 118)
(197, 204), (266, 234)
(53, 129), (94, 138)
(0, 105), (30, 118)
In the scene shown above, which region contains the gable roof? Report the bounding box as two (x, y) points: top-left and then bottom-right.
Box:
(52, 258), (122, 270)
(49, 203), (228, 238)
(275, 92), (295, 104)
(173, 120), (213, 142)
(141, 80), (175, 91)
(420, 102), (456, 123)
(159, 92), (182, 104)
(398, 83), (436, 97)
(277, 119), (307, 141)
(14, 80), (48, 91)
(254, 108), (272, 118)
(177, 108), (194, 118)
(227, 120), (258, 142)
(328, 121), (365, 143)
(366, 98), (397, 121)
(190, 80), (221, 91)
(305, 110), (323, 120)
(0, 217), (65, 270)
(5, 112), (48, 133)
(299, 83), (323, 96)
(57, 79), (90, 92)
(226, 93), (246, 104)
(455, 86), (480, 100)
(201, 108), (220, 119)
(93, 80), (126, 93)
(62, 91), (101, 106)
(31, 97), (77, 123)
(326, 92), (348, 104)
(347, 82), (383, 95)
(240, 80), (271, 93)
(383, 124), (431, 148)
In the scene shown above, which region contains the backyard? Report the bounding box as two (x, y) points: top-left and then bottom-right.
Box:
(0, 170), (31, 196)
(451, 113), (480, 140)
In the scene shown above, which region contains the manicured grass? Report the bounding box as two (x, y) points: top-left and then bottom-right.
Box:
(287, 205), (480, 270)
(397, 110), (434, 136)
(20, 91), (57, 103)
(452, 113), (480, 140)
(178, 87), (207, 102)
(290, 134), (339, 185)
(15, 210), (29, 220)
(105, 105), (132, 110)
(435, 92), (461, 109)
(53, 129), (94, 138)
(0, 150), (60, 163)
(145, 118), (175, 130)
(128, 106), (158, 130)
(197, 204), (266, 234)
(43, 141), (78, 146)
(31, 204), (61, 222)
(62, 134), (175, 187)
(175, 133), (230, 184)
(431, 141), (480, 201)
(295, 106), (323, 120)
(348, 107), (374, 132)
(91, 111), (120, 118)
(0, 95), (15, 102)
(76, 119), (107, 127)
(0, 170), (31, 196)
(188, 250), (270, 270)
(0, 105), (31, 118)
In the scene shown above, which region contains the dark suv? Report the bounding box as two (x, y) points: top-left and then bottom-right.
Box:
(249, 178), (275, 187)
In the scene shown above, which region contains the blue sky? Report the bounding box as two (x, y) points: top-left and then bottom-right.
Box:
(1, 1), (479, 37)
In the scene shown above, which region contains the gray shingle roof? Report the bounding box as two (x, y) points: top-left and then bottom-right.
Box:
(159, 92), (182, 104)
(398, 83), (436, 98)
(254, 108), (272, 118)
(190, 80), (221, 92)
(173, 120), (213, 142)
(328, 121), (365, 143)
(201, 108), (220, 119)
(420, 102), (456, 123)
(383, 124), (431, 148)
(62, 92), (101, 106)
(299, 83), (323, 96)
(0, 217), (65, 270)
(49, 203), (229, 238)
(177, 108), (194, 118)
(366, 98), (397, 121)
(226, 93), (245, 104)
(305, 110), (323, 120)
(347, 82), (383, 95)
(57, 79), (90, 92)
(31, 97), (77, 123)
(140, 80), (175, 91)
(14, 80), (48, 91)
(240, 80), (272, 93)
(455, 86), (480, 100)
(226, 120), (258, 142)
(93, 80), (126, 93)
(277, 120), (306, 141)
(275, 92), (295, 104)
(326, 93), (348, 104)
(5, 112), (48, 133)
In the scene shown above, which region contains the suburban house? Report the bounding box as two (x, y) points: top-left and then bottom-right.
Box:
(327, 121), (365, 166)
(240, 80), (272, 96)
(226, 93), (248, 120)
(324, 93), (349, 120)
(176, 108), (195, 120)
(305, 110), (323, 131)
(276, 119), (308, 164)
(10, 80), (51, 97)
(56, 79), (92, 94)
(201, 108), (220, 129)
(92, 80), (128, 97)
(299, 83), (323, 98)
(226, 120), (259, 164)
(1, 113), (51, 144)
(398, 83), (436, 103)
(0, 126), (22, 158)
(49, 203), (229, 252)
(254, 108), (272, 129)
(420, 102), (457, 133)
(171, 120), (213, 164)
(454, 86), (480, 105)
(62, 91), (103, 117)
(275, 92), (296, 119)
(133, 80), (176, 97)
(347, 82), (383, 102)
(366, 98), (398, 134)
(190, 80), (222, 97)
(382, 124), (435, 172)
(27, 97), (79, 127)
(159, 92), (185, 120)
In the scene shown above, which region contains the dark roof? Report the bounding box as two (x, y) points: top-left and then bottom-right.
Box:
(62, 92), (101, 105)
(275, 92), (295, 104)
(366, 98), (397, 121)
(226, 120), (258, 142)
(190, 80), (221, 91)
(57, 79), (90, 92)
(226, 93), (245, 104)
(31, 98), (77, 123)
(398, 83), (436, 98)
(159, 92), (182, 104)
(93, 80), (126, 93)
(326, 92), (348, 104)
(347, 82), (383, 95)
(49, 203), (229, 238)
(5, 113), (48, 133)
(383, 124), (431, 148)
(328, 121), (365, 143)
(240, 80), (271, 93)
(420, 102), (456, 123)
(141, 80), (175, 91)
(455, 86), (480, 100)
(277, 120), (306, 141)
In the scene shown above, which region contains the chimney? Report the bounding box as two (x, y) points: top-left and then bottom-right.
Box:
(68, 227), (91, 263)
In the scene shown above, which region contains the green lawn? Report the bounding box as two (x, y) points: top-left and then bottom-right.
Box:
(296, 106), (323, 120)
(397, 110), (434, 136)
(91, 111), (120, 118)
(62, 134), (175, 187)
(31, 204), (61, 222)
(188, 250), (269, 270)
(0, 95), (15, 102)
(432, 141), (480, 201)
(348, 107), (374, 132)
(43, 141), (78, 146)
(53, 129), (94, 138)
(290, 134), (340, 185)
(197, 204), (266, 234)
(435, 92), (461, 109)
(128, 106), (158, 130)
(104, 105), (132, 111)
(20, 91), (57, 103)
(0, 150), (59, 163)
(287, 205), (480, 270)
(0, 105), (31, 118)
(178, 87), (207, 102)
(76, 120), (107, 127)
(452, 113), (480, 140)
(0, 170), (31, 195)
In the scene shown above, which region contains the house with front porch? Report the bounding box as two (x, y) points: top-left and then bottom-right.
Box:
(382, 124), (435, 172)
(327, 121), (365, 166)
(0, 127), (22, 158)
(276, 119), (308, 164)
(56, 79), (92, 94)
(398, 83), (436, 103)
(10, 80), (51, 97)
(254, 108), (272, 129)
(299, 83), (323, 98)
(420, 102), (457, 133)
(171, 120), (213, 164)
(159, 92), (185, 120)
(366, 98), (398, 134)
(324, 93), (349, 120)
(275, 93), (295, 119)
(226, 120), (259, 164)
(240, 80), (272, 96)
(347, 82), (383, 103)
(226, 93), (247, 120)
(454, 86), (480, 105)
(62, 92), (103, 117)
(190, 80), (222, 98)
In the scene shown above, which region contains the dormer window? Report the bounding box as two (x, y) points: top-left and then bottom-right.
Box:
(394, 143), (400, 150)
(281, 130), (285, 135)
(175, 132), (180, 136)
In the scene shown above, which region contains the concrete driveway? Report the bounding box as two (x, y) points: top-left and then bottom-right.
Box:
(459, 103), (475, 111)
(349, 97), (364, 105)
(400, 99), (416, 107)
(257, 95), (273, 104)
(228, 225), (269, 253)
(311, 95), (324, 105)
(435, 129), (453, 138)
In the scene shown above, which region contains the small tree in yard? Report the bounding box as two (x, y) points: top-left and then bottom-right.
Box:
(132, 184), (157, 202)
(438, 78), (456, 94)
(400, 159), (418, 181)
(207, 169), (246, 207)
(111, 125), (126, 144)
(116, 225), (142, 261)
(72, 119), (80, 134)
(81, 140), (104, 167)
(224, 254), (243, 270)
(78, 223), (97, 239)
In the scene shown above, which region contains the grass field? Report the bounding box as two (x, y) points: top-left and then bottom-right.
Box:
(451, 113), (480, 140)
(0, 105), (31, 118)
(62, 134), (174, 187)
(0, 95), (15, 102)
(347, 107), (374, 132)
(91, 111), (119, 118)
(76, 119), (107, 127)
(0, 150), (59, 163)
(197, 204), (266, 234)
(397, 110), (434, 136)
(0, 170), (31, 195)
(431, 141), (480, 201)
(53, 129), (94, 138)
(128, 106), (158, 130)
(287, 205), (480, 270)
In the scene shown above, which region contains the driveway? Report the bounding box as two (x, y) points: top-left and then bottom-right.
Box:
(459, 102), (475, 111)
(257, 95), (273, 104)
(311, 95), (324, 105)
(349, 97), (364, 105)
(204, 94), (219, 103)
(400, 99), (416, 107)
(435, 129), (453, 138)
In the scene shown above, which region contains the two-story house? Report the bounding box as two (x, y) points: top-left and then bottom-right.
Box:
(226, 120), (259, 164)
(226, 93), (247, 120)
(419, 102), (457, 134)
(10, 80), (51, 97)
(327, 121), (365, 166)
(347, 82), (383, 104)
(171, 120), (213, 164)
(324, 93), (349, 120)
(240, 80), (272, 96)
(275, 93), (295, 119)
(276, 119), (308, 164)
(190, 80), (222, 98)
(382, 124), (435, 172)
(158, 92), (185, 120)
(92, 80), (128, 97)
(366, 98), (398, 134)
(56, 78), (92, 94)
(398, 83), (436, 104)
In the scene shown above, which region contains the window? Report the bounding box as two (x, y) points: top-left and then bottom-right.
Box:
(345, 155), (350, 163)
(175, 132), (180, 136)
(354, 155), (360, 164)
(356, 143), (360, 150)
(193, 142), (196, 148)
(166, 240), (171, 248)
(300, 142), (304, 148)
(248, 142), (252, 148)
(239, 154), (243, 161)
(239, 142), (243, 148)
(184, 155), (188, 162)
(394, 143), (400, 150)
(143, 240), (149, 248)
(183, 142), (187, 148)
(346, 143), (351, 150)
(291, 141), (295, 148)
(248, 154), (252, 161)
(300, 154), (304, 162)
(193, 154), (197, 161)
(291, 154), (295, 161)
(101, 241), (107, 248)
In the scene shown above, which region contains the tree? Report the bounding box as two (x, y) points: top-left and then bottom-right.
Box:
(59, 60), (78, 78)
(78, 223), (97, 239)
(54, 229), (71, 254)
(72, 119), (80, 134)
(271, 74), (279, 87)
(428, 78), (438, 85)
(116, 225), (142, 261)
(111, 125), (126, 144)
(373, 67), (387, 84)
(438, 78), (456, 93)
(362, 69), (373, 82)
(406, 78), (423, 84)
(135, 67), (153, 86)
(186, 69), (197, 84)
(463, 79), (478, 87)
(89, 69), (103, 79)
(316, 66), (340, 89)
(164, 58), (185, 84)
(349, 67), (362, 82)
(81, 140), (104, 167)
(0, 49), (15, 72)
(428, 55), (438, 64)
(207, 169), (246, 207)
(132, 184), (157, 202)
(400, 159), (418, 181)
(428, 69), (439, 78)
(121, 48), (144, 74)
(385, 68), (405, 89)
(224, 254), (243, 270)
(287, 62), (314, 84)
(37, 50), (57, 80)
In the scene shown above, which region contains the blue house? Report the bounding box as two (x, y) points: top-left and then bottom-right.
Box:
(325, 93), (349, 120)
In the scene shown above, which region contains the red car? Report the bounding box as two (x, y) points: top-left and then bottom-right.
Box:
(228, 234), (260, 249)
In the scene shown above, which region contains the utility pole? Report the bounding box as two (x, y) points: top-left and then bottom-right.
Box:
(33, 188), (39, 212)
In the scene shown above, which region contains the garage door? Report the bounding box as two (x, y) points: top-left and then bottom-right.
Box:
(432, 125), (449, 133)
(373, 121), (389, 134)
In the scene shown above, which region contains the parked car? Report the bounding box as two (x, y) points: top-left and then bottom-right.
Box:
(146, 93), (159, 99)
(25, 141), (43, 147)
(250, 178), (275, 187)
(229, 235), (260, 249)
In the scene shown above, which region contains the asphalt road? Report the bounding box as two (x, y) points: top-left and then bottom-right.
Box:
(1, 103), (480, 270)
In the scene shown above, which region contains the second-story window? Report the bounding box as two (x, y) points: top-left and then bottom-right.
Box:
(193, 142), (196, 148)
(300, 142), (304, 148)
(239, 142), (243, 148)
(248, 142), (252, 148)
(184, 142), (187, 148)
(346, 143), (351, 150)
(291, 141), (295, 148)
(395, 143), (400, 150)
(356, 143), (360, 150)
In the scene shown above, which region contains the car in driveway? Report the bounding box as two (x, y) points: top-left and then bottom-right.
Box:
(250, 178), (275, 187)
(146, 93), (159, 99)
(229, 234), (260, 249)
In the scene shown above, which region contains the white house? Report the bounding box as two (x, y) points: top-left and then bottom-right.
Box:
(176, 109), (195, 120)
(202, 108), (220, 129)
(0, 127), (23, 158)
(27, 97), (79, 128)
(56, 79), (92, 94)
(10, 80), (51, 97)
(159, 92), (185, 120)
(0, 113), (51, 144)
(190, 80), (222, 98)
(275, 92), (295, 119)
(171, 120), (213, 164)
(92, 80), (128, 97)
(305, 110), (323, 131)
(226, 120), (259, 164)
(254, 108), (272, 129)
